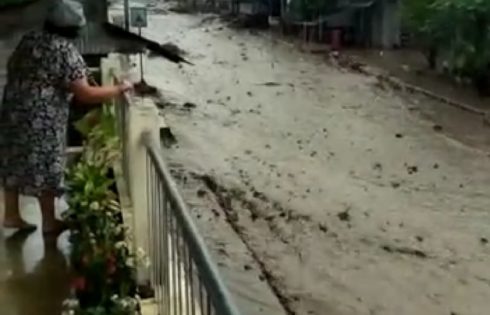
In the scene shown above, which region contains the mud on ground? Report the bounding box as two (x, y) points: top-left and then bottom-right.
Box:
(117, 4), (490, 315)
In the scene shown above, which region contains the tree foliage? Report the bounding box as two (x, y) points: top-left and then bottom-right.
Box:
(405, 0), (490, 89)
(429, 0), (490, 79)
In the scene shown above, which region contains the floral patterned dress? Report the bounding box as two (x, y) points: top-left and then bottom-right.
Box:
(0, 31), (86, 196)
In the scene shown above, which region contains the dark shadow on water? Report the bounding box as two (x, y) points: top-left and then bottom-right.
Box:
(0, 229), (70, 315)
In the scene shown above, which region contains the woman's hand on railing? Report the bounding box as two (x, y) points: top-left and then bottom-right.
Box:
(118, 80), (134, 94)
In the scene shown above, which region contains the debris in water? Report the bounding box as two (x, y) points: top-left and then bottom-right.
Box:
(183, 102), (197, 110)
(134, 80), (159, 96)
(406, 165), (418, 175)
(244, 264), (252, 271)
(252, 190), (267, 201)
(318, 223), (328, 233)
(155, 99), (177, 109)
(337, 209), (351, 222)
(247, 91), (253, 97)
(433, 163), (439, 169)
(395, 133), (404, 138)
(258, 82), (282, 87)
(391, 181), (401, 189)
(160, 126), (177, 148)
(480, 237), (488, 245)
(433, 124), (443, 132)
(211, 209), (220, 217)
(197, 189), (207, 198)
(372, 162), (383, 171)
(381, 245), (427, 258)
(416, 236), (424, 242)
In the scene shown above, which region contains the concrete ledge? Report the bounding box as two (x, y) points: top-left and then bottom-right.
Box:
(140, 298), (158, 315)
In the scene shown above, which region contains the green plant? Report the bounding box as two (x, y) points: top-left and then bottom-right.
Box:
(404, 0), (490, 90)
(63, 105), (147, 315)
(430, 0), (490, 77)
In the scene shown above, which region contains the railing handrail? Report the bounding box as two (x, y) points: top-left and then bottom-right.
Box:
(142, 131), (242, 315)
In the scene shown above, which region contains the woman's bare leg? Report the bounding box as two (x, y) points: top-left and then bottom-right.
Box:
(38, 191), (65, 234)
(3, 188), (36, 230)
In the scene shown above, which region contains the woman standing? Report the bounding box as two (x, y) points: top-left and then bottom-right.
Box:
(0, 0), (132, 233)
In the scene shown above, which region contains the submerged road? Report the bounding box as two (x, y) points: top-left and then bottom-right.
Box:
(118, 5), (490, 315)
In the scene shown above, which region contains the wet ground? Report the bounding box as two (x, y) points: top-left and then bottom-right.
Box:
(0, 191), (71, 315)
(116, 5), (490, 315)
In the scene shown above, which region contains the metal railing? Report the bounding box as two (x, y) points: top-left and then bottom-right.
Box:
(112, 71), (241, 315)
(144, 133), (242, 315)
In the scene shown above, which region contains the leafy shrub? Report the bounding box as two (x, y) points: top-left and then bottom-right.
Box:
(404, 0), (490, 92)
(62, 106), (147, 315)
(428, 0), (490, 83)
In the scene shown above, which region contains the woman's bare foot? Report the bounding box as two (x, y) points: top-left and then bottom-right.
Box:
(3, 218), (37, 232)
(42, 219), (67, 235)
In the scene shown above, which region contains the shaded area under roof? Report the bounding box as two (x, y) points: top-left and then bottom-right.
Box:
(0, 0), (145, 56)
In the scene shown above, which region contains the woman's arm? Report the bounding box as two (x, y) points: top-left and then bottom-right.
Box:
(70, 77), (132, 105)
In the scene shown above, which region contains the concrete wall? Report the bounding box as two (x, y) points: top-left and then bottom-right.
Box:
(101, 54), (161, 286)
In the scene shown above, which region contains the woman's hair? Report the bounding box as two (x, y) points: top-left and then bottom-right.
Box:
(43, 21), (82, 39)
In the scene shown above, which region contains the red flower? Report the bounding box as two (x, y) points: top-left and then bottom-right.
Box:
(107, 254), (117, 275)
(71, 276), (86, 291)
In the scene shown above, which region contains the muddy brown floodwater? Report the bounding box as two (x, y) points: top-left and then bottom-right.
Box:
(113, 3), (490, 315)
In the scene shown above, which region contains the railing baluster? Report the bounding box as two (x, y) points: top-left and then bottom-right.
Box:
(146, 153), (154, 287)
(199, 281), (204, 315)
(176, 226), (183, 315)
(163, 195), (170, 315)
(207, 289), (212, 315)
(171, 215), (178, 315)
(156, 176), (163, 315)
(189, 258), (196, 315)
(185, 245), (191, 315)
(134, 130), (241, 315)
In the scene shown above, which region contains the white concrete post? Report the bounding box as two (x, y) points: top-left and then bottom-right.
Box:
(126, 97), (161, 285)
(102, 54), (162, 287)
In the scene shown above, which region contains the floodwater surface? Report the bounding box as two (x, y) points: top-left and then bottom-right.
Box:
(114, 3), (490, 315)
